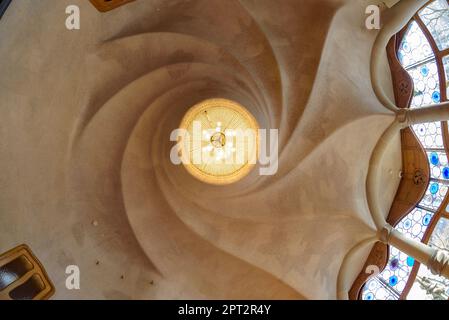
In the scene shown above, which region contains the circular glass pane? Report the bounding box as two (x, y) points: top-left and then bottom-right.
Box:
(178, 98), (259, 185)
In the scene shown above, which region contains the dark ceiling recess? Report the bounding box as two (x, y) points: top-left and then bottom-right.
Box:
(0, 244), (55, 300)
(0, 0), (12, 20)
(89, 0), (135, 12)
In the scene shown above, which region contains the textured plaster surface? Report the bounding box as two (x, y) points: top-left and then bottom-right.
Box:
(0, 0), (401, 299)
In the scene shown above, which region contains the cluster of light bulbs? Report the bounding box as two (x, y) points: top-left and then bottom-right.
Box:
(202, 122), (237, 162)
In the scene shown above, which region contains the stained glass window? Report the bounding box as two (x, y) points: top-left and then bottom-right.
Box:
(398, 21), (434, 69)
(413, 121), (444, 148)
(421, 181), (448, 211)
(362, 277), (399, 300)
(428, 151), (449, 180)
(395, 207), (434, 240)
(362, 205), (438, 300)
(409, 61), (440, 107)
(418, 0), (449, 51)
(398, 21), (440, 108)
(361, 0), (449, 300)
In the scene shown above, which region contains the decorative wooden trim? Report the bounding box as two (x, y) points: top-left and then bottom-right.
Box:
(387, 128), (430, 226)
(89, 0), (135, 12)
(387, 36), (414, 108)
(0, 244), (55, 300)
(395, 22), (412, 53)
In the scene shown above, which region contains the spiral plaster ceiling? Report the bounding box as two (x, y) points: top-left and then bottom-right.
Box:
(0, 0), (403, 299)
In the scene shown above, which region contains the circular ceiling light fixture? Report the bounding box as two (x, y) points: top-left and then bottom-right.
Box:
(178, 98), (259, 185)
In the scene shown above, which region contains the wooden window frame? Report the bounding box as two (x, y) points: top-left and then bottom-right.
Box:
(0, 244), (55, 300)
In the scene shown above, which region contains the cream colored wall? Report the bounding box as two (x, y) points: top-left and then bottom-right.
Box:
(0, 0), (403, 299)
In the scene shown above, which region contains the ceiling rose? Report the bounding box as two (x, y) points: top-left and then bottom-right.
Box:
(178, 98), (259, 185)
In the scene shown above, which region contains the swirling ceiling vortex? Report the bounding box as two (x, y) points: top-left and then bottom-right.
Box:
(64, 0), (398, 299)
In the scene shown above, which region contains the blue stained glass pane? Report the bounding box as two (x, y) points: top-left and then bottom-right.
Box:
(432, 91), (441, 103)
(421, 65), (430, 76)
(443, 167), (449, 179)
(407, 256), (415, 267)
(427, 151), (448, 180)
(389, 275), (398, 286)
(423, 214), (432, 226)
(430, 183), (439, 195)
(403, 219), (412, 229)
(430, 152), (440, 165)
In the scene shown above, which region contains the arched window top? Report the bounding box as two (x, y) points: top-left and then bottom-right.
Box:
(419, 0), (449, 51)
(398, 21), (434, 69)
